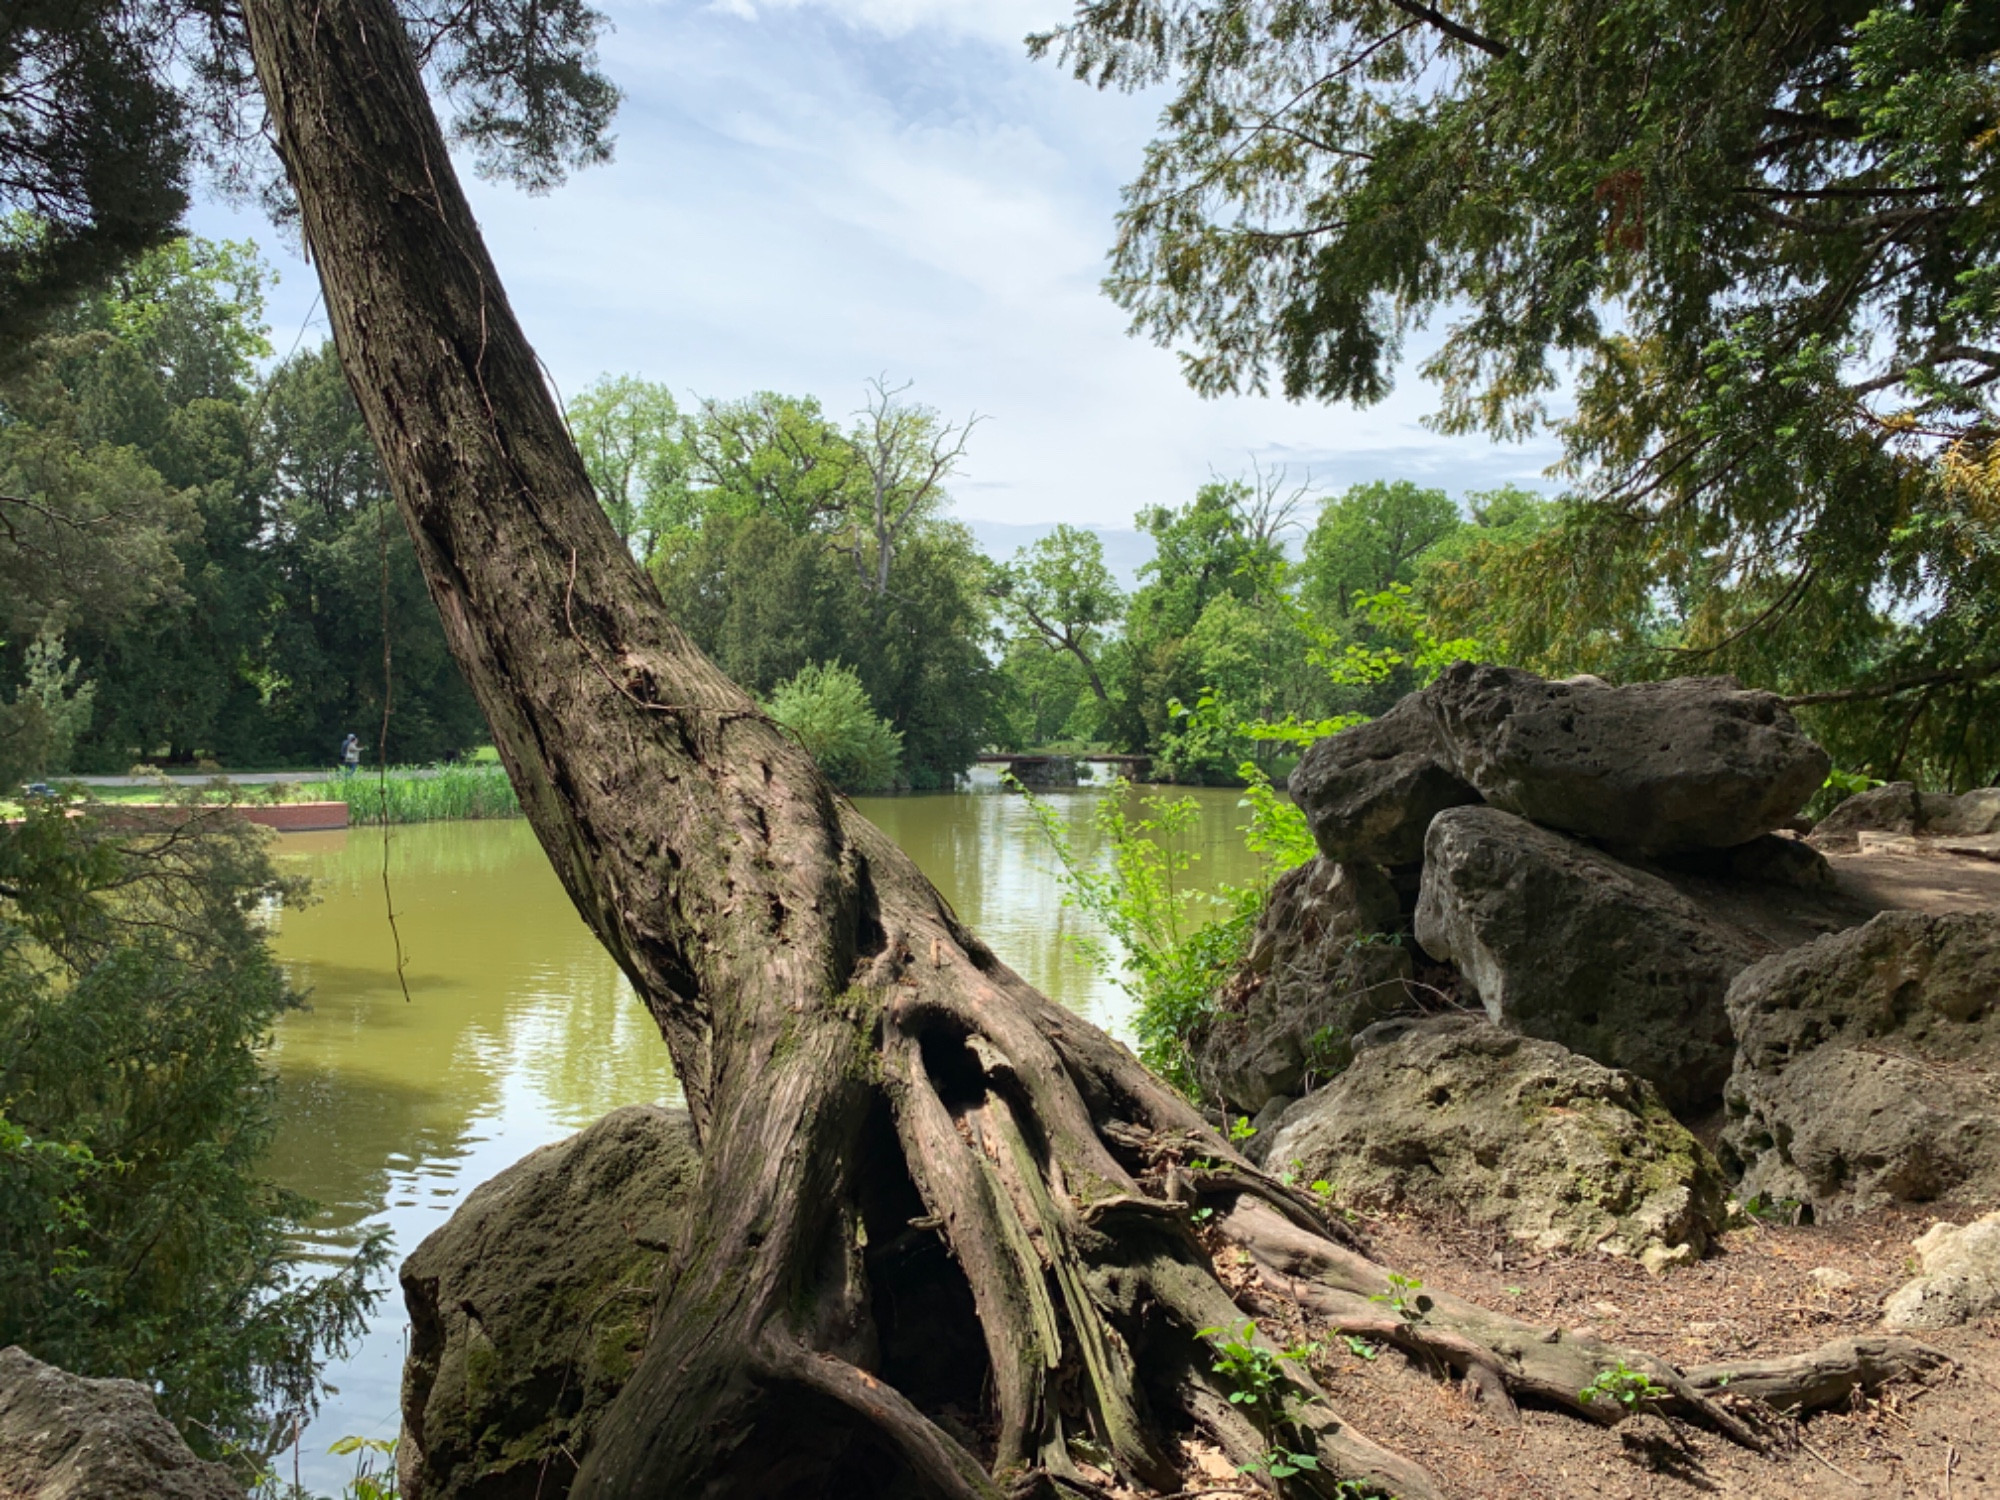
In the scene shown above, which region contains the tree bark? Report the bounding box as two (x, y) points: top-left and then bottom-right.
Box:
(238, 4), (1825, 1495)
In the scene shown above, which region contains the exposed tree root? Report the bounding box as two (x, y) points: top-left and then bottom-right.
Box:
(1685, 1335), (1952, 1412)
(1211, 1197), (1764, 1449)
(237, 6), (1959, 1494)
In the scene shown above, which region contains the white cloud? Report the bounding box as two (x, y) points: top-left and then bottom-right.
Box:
(689, 0), (1061, 46)
(186, 0), (1560, 531)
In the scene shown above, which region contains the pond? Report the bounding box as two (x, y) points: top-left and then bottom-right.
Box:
(260, 774), (1263, 1490)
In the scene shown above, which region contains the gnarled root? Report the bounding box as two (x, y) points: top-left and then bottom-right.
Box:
(557, 807), (1916, 1500)
(1685, 1335), (1952, 1412)
(1212, 1196), (1766, 1448)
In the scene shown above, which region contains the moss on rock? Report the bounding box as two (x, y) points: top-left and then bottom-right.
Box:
(398, 1103), (700, 1500)
(1262, 1016), (1727, 1268)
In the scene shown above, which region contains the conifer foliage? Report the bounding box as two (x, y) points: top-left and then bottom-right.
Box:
(1037, 0), (2000, 784)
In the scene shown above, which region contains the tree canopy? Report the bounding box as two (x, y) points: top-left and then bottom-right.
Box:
(0, 784), (381, 1471)
(1299, 480), (1461, 619)
(0, 236), (487, 775)
(566, 375), (688, 565)
(1037, 0), (2000, 788)
(0, 0), (617, 348)
(575, 377), (1000, 788)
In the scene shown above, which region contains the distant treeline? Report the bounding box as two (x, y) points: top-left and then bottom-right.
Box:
(984, 475), (1552, 783)
(0, 238), (482, 779)
(6, 236), (1991, 796)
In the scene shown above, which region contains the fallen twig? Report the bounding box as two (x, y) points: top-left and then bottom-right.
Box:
(1797, 1430), (1867, 1488)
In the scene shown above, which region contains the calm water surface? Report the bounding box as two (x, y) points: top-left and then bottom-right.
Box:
(262, 774), (1260, 1488)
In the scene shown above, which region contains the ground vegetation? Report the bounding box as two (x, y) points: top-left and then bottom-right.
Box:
(0, 795), (382, 1472)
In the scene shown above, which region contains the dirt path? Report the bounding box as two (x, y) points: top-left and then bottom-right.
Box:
(1174, 1204), (2000, 1499)
(1830, 846), (2000, 917)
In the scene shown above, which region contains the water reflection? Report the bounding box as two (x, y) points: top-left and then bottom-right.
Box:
(263, 779), (1257, 1488)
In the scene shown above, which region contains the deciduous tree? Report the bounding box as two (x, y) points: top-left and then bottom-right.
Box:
(566, 374), (688, 564)
(991, 524), (1125, 708)
(1299, 480), (1461, 620)
(843, 376), (978, 597)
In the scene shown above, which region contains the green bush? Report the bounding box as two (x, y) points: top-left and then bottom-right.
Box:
(298, 762), (521, 823)
(0, 796), (382, 1472)
(767, 662), (903, 793)
(1018, 777), (1277, 1097)
(0, 627), (98, 789)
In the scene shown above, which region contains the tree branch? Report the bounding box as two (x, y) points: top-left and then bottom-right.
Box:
(1384, 0), (1508, 57)
(1784, 659), (2000, 707)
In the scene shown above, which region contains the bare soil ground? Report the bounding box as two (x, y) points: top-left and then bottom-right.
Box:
(1829, 846), (2000, 917)
(1159, 1200), (2000, 1500)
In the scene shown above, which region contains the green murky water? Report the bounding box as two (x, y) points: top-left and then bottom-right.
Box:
(261, 774), (1260, 1487)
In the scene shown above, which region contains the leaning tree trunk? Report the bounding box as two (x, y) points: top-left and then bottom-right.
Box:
(239, 5), (1794, 1495)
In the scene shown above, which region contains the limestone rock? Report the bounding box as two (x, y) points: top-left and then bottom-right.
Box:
(1812, 783), (2000, 851)
(1658, 833), (1835, 892)
(1288, 697), (1479, 866)
(1188, 857), (1411, 1113)
(1808, 783), (1923, 850)
(1722, 911), (2000, 1217)
(1261, 1017), (1727, 1262)
(399, 1104), (701, 1500)
(0, 1346), (240, 1500)
(1882, 1213), (2000, 1330)
(1426, 664), (1829, 853)
(1936, 833), (2000, 863)
(1292, 666), (1829, 864)
(1930, 787), (2000, 837)
(1414, 805), (1764, 1111)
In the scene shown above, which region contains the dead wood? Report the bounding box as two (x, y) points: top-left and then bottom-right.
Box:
(1685, 1335), (1952, 1411)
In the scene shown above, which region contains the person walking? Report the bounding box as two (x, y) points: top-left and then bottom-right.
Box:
(339, 732), (361, 779)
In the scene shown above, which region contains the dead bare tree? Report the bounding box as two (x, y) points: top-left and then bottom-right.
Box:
(846, 376), (979, 597)
(1240, 458), (1315, 557)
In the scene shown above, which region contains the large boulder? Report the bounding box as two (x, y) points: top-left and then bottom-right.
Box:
(1929, 787), (2000, 837)
(1426, 664), (1829, 853)
(1187, 858), (1411, 1113)
(1721, 911), (2000, 1218)
(399, 1104), (701, 1500)
(1414, 805), (1764, 1112)
(0, 1346), (240, 1500)
(1288, 696), (1479, 866)
(1290, 667), (1829, 867)
(1261, 1016), (1727, 1269)
(1882, 1213), (2000, 1330)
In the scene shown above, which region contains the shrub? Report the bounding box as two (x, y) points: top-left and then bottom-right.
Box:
(298, 762), (521, 823)
(767, 662), (903, 793)
(1018, 776), (1274, 1096)
(0, 795), (383, 1471)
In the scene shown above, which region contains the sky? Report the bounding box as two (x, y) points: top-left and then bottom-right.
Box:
(185, 0), (1563, 533)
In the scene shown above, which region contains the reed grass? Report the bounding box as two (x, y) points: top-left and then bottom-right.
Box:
(298, 763), (521, 824)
